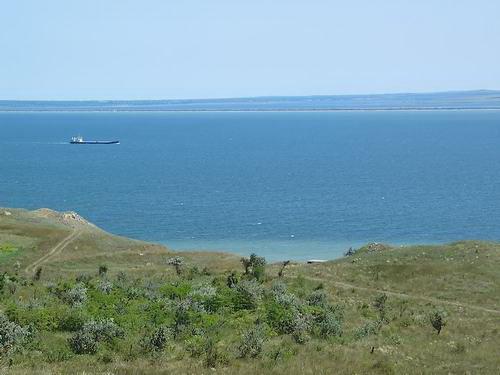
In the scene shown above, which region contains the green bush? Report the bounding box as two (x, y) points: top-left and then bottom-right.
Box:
(308, 290), (328, 307)
(68, 318), (124, 355)
(65, 283), (88, 307)
(291, 313), (310, 344)
(237, 326), (265, 358)
(354, 320), (381, 340)
(185, 335), (206, 357)
(240, 253), (266, 281)
(429, 309), (447, 335)
(233, 280), (263, 310)
(57, 309), (88, 332)
(143, 326), (171, 352)
(68, 330), (99, 355)
(0, 312), (33, 355)
(265, 301), (296, 334)
(160, 281), (192, 300)
(317, 311), (343, 338)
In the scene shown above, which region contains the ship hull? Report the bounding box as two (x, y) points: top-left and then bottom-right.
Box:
(70, 140), (120, 144)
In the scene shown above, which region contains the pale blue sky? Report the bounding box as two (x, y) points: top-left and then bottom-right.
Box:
(1, 0), (499, 100)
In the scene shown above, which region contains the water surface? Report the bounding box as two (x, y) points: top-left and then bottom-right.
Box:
(1, 110), (500, 260)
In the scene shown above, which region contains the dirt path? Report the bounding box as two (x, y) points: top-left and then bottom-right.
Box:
(25, 230), (81, 274)
(305, 274), (500, 315)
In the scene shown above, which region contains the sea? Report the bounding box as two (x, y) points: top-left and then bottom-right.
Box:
(1, 110), (500, 261)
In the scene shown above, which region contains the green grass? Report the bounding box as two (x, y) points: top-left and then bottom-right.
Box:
(1, 208), (500, 374)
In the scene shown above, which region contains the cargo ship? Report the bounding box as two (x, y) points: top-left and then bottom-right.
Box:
(70, 136), (119, 144)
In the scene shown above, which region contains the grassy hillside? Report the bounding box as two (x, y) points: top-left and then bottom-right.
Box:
(1, 208), (499, 374)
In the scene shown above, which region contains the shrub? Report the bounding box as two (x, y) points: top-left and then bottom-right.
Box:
(6, 280), (17, 295)
(429, 309), (446, 335)
(167, 256), (184, 276)
(237, 326), (265, 358)
(185, 335), (206, 357)
(57, 309), (88, 332)
(98, 280), (113, 295)
(233, 280), (263, 310)
(0, 312), (32, 355)
(68, 330), (99, 354)
(373, 293), (388, 319)
(354, 320), (381, 340)
(116, 271), (127, 284)
(65, 283), (88, 307)
(75, 273), (92, 285)
(143, 280), (159, 301)
(68, 318), (124, 355)
(240, 253), (266, 281)
(143, 326), (171, 352)
(83, 319), (124, 342)
(291, 313), (310, 344)
(317, 311), (343, 338)
(308, 290), (328, 307)
(226, 272), (238, 288)
(270, 281), (301, 309)
(189, 284), (218, 312)
(344, 247), (357, 256)
(33, 267), (42, 281)
(203, 338), (228, 368)
(265, 301), (296, 334)
(278, 260), (290, 278)
(98, 265), (108, 277)
(270, 280), (288, 295)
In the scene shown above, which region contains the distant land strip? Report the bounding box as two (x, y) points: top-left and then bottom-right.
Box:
(1, 90), (500, 112)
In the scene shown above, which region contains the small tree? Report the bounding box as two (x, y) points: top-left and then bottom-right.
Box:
(167, 256), (184, 276)
(144, 326), (171, 352)
(429, 310), (446, 335)
(278, 260), (290, 278)
(98, 264), (108, 277)
(33, 267), (43, 281)
(373, 293), (388, 320)
(241, 253), (266, 280)
(240, 257), (251, 275)
(226, 272), (238, 288)
(344, 247), (356, 256)
(249, 254), (266, 280)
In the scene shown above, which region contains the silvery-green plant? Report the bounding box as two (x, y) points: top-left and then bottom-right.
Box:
(68, 318), (124, 355)
(0, 312), (32, 355)
(82, 318), (124, 342)
(167, 256), (184, 275)
(68, 330), (98, 354)
(307, 290), (328, 307)
(317, 311), (343, 338)
(234, 279), (263, 310)
(354, 320), (381, 340)
(189, 284), (217, 299)
(291, 312), (310, 344)
(237, 326), (265, 358)
(98, 280), (113, 295)
(65, 282), (87, 307)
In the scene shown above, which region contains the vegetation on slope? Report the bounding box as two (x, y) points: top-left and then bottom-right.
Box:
(0, 208), (499, 374)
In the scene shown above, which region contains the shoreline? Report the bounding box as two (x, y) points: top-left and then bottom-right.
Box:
(2, 108), (500, 113)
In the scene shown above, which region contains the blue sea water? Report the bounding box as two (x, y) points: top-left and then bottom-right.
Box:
(1, 110), (500, 261)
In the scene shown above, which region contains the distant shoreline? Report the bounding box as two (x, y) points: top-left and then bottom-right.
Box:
(2, 107), (500, 113)
(2, 89), (499, 112)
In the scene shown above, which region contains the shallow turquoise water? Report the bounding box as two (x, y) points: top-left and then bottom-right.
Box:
(1, 110), (500, 260)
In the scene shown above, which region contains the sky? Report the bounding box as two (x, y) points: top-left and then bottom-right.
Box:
(1, 0), (499, 100)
